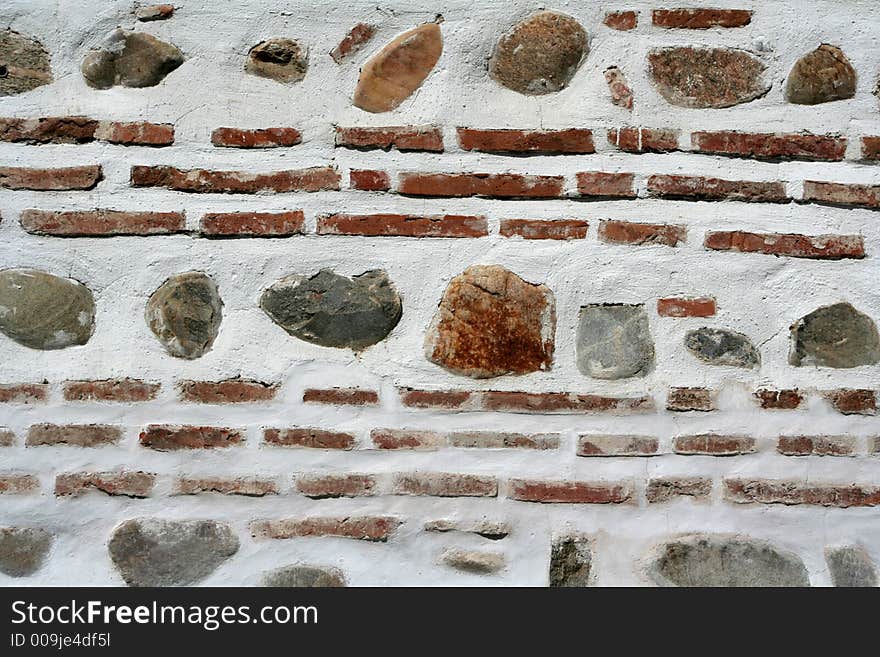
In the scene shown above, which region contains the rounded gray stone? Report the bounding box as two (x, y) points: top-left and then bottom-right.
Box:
(0, 268), (96, 350)
(549, 536), (592, 587)
(0, 29), (53, 96)
(245, 38), (308, 84)
(145, 271), (223, 360)
(260, 269), (402, 351)
(789, 302), (880, 368)
(576, 304), (654, 379)
(685, 327), (760, 368)
(82, 29), (183, 89)
(0, 527), (53, 577)
(108, 518), (239, 587)
(825, 546), (878, 587)
(261, 565), (346, 587)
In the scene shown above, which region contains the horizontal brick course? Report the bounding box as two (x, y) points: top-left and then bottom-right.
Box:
(391, 473), (498, 498)
(666, 387), (715, 412)
(335, 126), (443, 152)
(0, 165), (102, 191)
(0, 383), (48, 404)
(296, 474), (377, 499)
(704, 230), (865, 259)
(754, 389), (804, 410)
(648, 174), (788, 203)
(200, 211), (304, 237)
(646, 477), (712, 503)
(211, 127), (302, 148)
(577, 435), (658, 456)
(0, 474), (40, 495)
(447, 431), (559, 450)
(94, 121), (174, 146)
(673, 434), (756, 456)
(371, 428), (445, 450)
(63, 379), (160, 402)
(20, 209), (185, 236)
(27, 424), (122, 447)
(499, 218), (589, 240)
(55, 471), (155, 497)
(824, 389), (876, 415)
(139, 425), (244, 450)
(802, 181), (880, 209)
(657, 297), (716, 318)
(0, 117), (173, 146)
(130, 165), (340, 193)
(398, 388), (654, 414)
(607, 127), (679, 153)
(398, 172), (564, 198)
(861, 136), (880, 161)
(604, 10), (637, 30)
(250, 516), (400, 541)
(777, 436), (856, 457)
(264, 427), (356, 449)
(303, 388), (379, 406)
(174, 477), (279, 496)
(457, 128), (595, 154)
(724, 478), (880, 508)
(349, 169), (391, 191)
(508, 479), (633, 504)
(575, 172), (636, 198)
(598, 220), (686, 247)
(653, 8), (752, 28)
(178, 379), (279, 403)
(691, 131), (846, 161)
(317, 213), (487, 238)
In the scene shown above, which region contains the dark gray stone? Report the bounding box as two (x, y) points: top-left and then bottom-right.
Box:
(108, 518), (239, 587)
(685, 327), (760, 368)
(786, 45), (856, 105)
(82, 29), (183, 89)
(825, 546), (878, 587)
(0, 268), (95, 350)
(262, 565), (346, 587)
(549, 536), (592, 587)
(577, 304), (654, 379)
(0, 29), (53, 96)
(789, 302), (880, 368)
(245, 38), (308, 84)
(260, 269), (402, 351)
(0, 527), (52, 577)
(647, 535), (809, 587)
(145, 272), (222, 360)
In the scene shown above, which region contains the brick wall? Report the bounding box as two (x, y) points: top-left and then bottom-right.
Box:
(0, 0), (879, 587)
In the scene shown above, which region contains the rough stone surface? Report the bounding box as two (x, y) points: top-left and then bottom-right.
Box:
(786, 45), (856, 105)
(0, 527), (52, 577)
(0, 29), (53, 96)
(82, 30), (183, 89)
(685, 328), (760, 368)
(0, 269), (96, 350)
(108, 518), (239, 587)
(441, 549), (505, 574)
(648, 47), (769, 108)
(145, 272), (223, 360)
(489, 11), (588, 95)
(577, 304), (654, 379)
(353, 23), (442, 112)
(549, 536), (592, 587)
(425, 265), (555, 378)
(261, 269), (402, 351)
(647, 535), (810, 587)
(261, 565), (346, 587)
(825, 546), (878, 587)
(245, 38), (308, 84)
(789, 303), (880, 368)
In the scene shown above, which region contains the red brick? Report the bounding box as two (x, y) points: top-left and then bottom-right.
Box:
(648, 174), (788, 202)
(27, 424), (122, 447)
(599, 220), (686, 247)
(63, 379), (160, 402)
(398, 172), (564, 198)
(137, 4), (174, 21)
(200, 210), (304, 237)
(447, 431), (559, 449)
(0, 165), (102, 191)
(20, 209), (185, 236)
(508, 479), (633, 504)
(457, 128), (594, 154)
(577, 435), (658, 456)
(604, 10), (638, 30)
(692, 131), (846, 162)
(0, 116), (98, 143)
(211, 127), (301, 148)
(371, 428), (444, 450)
(705, 230), (864, 259)
(250, 516), (400, 541)
(95, 121), (174, 146)
(825, 389), (876, 416)
(264, 427), (355, 450)
(303, 388), (379, 406)
(576, 172), (636, 198)
(174, 477), (279, 496)
(607, 127), (679, 153)
(350, 169), (391, 191)
(777, 436), (856, 457)
(0, 474), (39, 494)
(178, 379), (279, 404)
(391, 473), (497, 498)
(725, 478), (880, 508)
(0, 383), (48, 403)
(674, 434), (756, 456)
(330, 23), (376, 63)
(130, 165), (340, 193)
(335, 126), (443, 152)
(499, 218), (589, 240)
(0, 429), (14, 447)
(657, 297), (716, 318)
(296, 474), (377, 499)
(755, 389), (804, 410)
(318, 213), (487, 238)
(482, 391), (654, 414)
(802, 181), (880, 209)
(861, 137), (880, 161)
(399, 388), (474, 410)
(653, 8), (752, 28)
(140, 425), (244, 450)
(647, 477), (712, 503)
(55, 471), (155, 497)
(666, 387), (715, 412)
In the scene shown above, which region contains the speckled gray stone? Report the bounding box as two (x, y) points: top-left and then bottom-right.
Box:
(82, 29), (183, 89)
(577, 304), (654, 379)
(146, 272), (222, 359)
(789, 302), (880, 368)
(825, 546), (878, 587)
(685, 327), (760, 368)
(262, 565), (346, 587)
(0, 527), (52, 577)
(0, 29), (53, 96)
(549, 536), (592, 587)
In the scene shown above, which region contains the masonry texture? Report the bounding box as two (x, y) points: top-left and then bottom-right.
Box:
(0, 0), (879, 587)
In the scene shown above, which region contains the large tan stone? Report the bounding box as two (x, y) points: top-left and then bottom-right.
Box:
(0, 29), (53, 96)
(786, 44), (856, 105)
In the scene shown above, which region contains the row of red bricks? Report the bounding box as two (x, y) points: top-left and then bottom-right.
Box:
(0, 381), (874, 415)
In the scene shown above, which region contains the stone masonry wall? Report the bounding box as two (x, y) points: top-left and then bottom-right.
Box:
(1, 0), (879, 586)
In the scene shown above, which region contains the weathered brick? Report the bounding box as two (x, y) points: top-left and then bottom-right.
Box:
(576, 172), (635, 198)
(508, 479), (633, 504)
(63, 379), (160, 402)
(264, 427), (355, 450)
(704, 230), (864, 259)
(725, 478), (880, 508)
(0, 474), (39, 494)
(457, 128), (594, 154)
(674, 434), (756, 456)
(648, 174), (788, 202)
(27, 424), (122, 447)
(861, 137), (880, 161)
(178, 379), (279, 404)
(802, 181), (880, 209)
(448, 431), (559, 450)
(755, 389), (804, 410)
(646, 477), (712, 503)
(605, 67), (634, 109)
(499, 218), (589, 240)
(330, 23), (376, 63)
(399, 389), (474, 410)
(657, 297), (716, 318)
(777, 436), (856, 456)
(371, 428), (444, 450)
(607, 127), (679, 153)
(577, 435), (658, 456)
(174, 477), (279, 496)
(0, 116), (98, 143)
(95, 121), (174, 146)
(0, 383), (48, 404)
(140, 425), (244, 450)
(317, 213), (487, 238)
(825, 389), (876, 415)
(350, 169), (391, 191)
(424, 519), (510, 539)
(296, 474), (376, 499)
(483, 391), (654, 414)
(391, 473), (498, 498)
(55, 471), (155, 497)
(250, 516), (400, 541)
(598, 220), (686, 247)
(604, 10), (637, 30)
(692, 131), (846, 162)
(211, 127), (301, 148)
(200, 211), (304, 237)
(0, 165), (102, 190)
(303, 388), (379, 406)
(130, 165), (340, 193)
(335, 126), (443, 152)
(653, 8), (752, 28)
(20, 209), (185, 236)
(398, 172), (564, 198)
(666, 387), (715, 412)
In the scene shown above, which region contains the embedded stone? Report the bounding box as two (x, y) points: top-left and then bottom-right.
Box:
(489, 11), (588, 95)
(145, 272), (223, 360)
(0, 29), (53, 96)
(577, 304), (654, 379)
(825, 546), (878, 587)
(549, 536), (592, 587)
(685, 328), (760, 368)
(245, 38), (308, 84)
(425, 265), (555, 379)
(648, 47), (769, 108)
(260, 269), (402, 351)
(0, 269), (95, 350)
(786, 45), (856, 105)
(789, 302), (880, 368)
(82, 30), (183, 89)
(0, 527), (52, 577)
(108, 518), (239, 587)
(262, 565), (346, 587)
(353, 22), (442, 112)
(441, 549), (505, 575)
(647, 535), (810, 587)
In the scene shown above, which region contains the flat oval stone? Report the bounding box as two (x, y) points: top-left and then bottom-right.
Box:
(647, 535), (809, 587)
(0, 527), (53, 577)
(489, 11), (588, 95)
(825, 546), (878, 587)
(353, 22), (442, 112)
(262, 565), (346, 587)
(425, 265), (555, 379)
(649, 47), (769, 108)
(82, 29), (183, 89)
(145, 272), (222, 359)
(245, 38), (308, 84)
(0, 29), (53, 96)
(577, 304), (654, 379)
(0, 268), (95, 350)
(108, 518), (239, 587)
(260, 269), (402, 351)
(685, 327), (760, 368)
(789, 302), (880, 368)
(786, 45), (856, 105)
